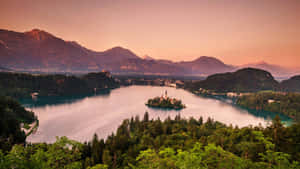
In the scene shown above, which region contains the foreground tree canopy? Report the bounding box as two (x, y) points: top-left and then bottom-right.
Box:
(237, 92), (300, 122)
(0, 96), (36, 152)
(1, 110), (300, 169)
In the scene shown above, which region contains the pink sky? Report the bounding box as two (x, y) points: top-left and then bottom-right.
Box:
(1, 0), (300, 67)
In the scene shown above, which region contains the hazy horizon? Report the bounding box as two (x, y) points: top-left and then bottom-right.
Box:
(1, 0), (299, 68)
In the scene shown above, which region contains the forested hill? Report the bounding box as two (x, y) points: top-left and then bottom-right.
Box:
(237, 92), (300, 122)
(280, 75), (300, 92)
(0, 71), (119, 98)
(185, 68), (279, 93)
(0, 96), (36, 152)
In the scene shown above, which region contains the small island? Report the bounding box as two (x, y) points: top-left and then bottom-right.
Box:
(146, 90), (186, 110)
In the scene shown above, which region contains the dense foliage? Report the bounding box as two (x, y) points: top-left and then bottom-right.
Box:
(184, 68), (300, 94)
(0, 96), (36, 152)
(281, 75), (300, 92)
(83, 113), (300, 169)
(237, 92), (300, 122)
(1, 112), (299, 169)
(0, 136), (85, 169)
(0, 72), (119, 98)
(185, 68), (279, 93)
(146, 97), (185, 110)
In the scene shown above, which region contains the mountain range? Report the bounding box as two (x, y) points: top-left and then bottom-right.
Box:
(0, 28), (298, 77)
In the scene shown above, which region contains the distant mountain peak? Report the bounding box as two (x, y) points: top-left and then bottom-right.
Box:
(245, 61), (284, 67)
(195, 56), (220, 61)
(143, 55), (155, 60)
(240, 61), (296, 77)
(103, 46), (140, 59)
(256, 61), (268, 65)
(25, 29), (55, 40)
(193, 56), (225, 65)
(197, 56), (215, 59)
(108, 46), (127, 51)
(30, 28), (44, 32)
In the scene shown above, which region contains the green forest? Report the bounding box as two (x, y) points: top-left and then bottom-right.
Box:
(184, 68), (279, 93)
(0, 96), (36, 152)
(1, 100), (300, 169)
(0, 72), (119, 98)
(184, 68), (300, 93)
(237, 92), (300, 122)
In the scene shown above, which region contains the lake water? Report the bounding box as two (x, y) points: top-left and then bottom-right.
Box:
(22, 86), (292, 143)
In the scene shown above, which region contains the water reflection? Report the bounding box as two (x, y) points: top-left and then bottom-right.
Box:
(24, 86), (293, 143)
(20, 89), (111, 108)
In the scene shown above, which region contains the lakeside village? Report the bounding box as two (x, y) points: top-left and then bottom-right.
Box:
(28, 70), (186, 99)
(192, 88), (252, 97)
(146, 90), (186, 110)
(192, 88), (285, 104)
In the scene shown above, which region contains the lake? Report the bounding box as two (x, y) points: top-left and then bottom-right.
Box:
(22, 86), (292, 143)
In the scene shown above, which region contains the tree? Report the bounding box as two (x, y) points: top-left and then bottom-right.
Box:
(102, 149), (112, 167)
(1, 137), (83, 169)
(143, 112), (149, 122)
(87, 164), (108, 169)
(91, 134), (104, 165)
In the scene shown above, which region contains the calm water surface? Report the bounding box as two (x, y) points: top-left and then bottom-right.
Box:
(23, 86), (292, 143)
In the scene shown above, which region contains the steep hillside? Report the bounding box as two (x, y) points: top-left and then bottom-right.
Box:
(186, 68), (279, 92)
(0, 29), (236, 75)
(280, 75), (300, 92)
(0, 71), (119, 98)
(0, 29), (99, 71)
(0, 96), (36, 151)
